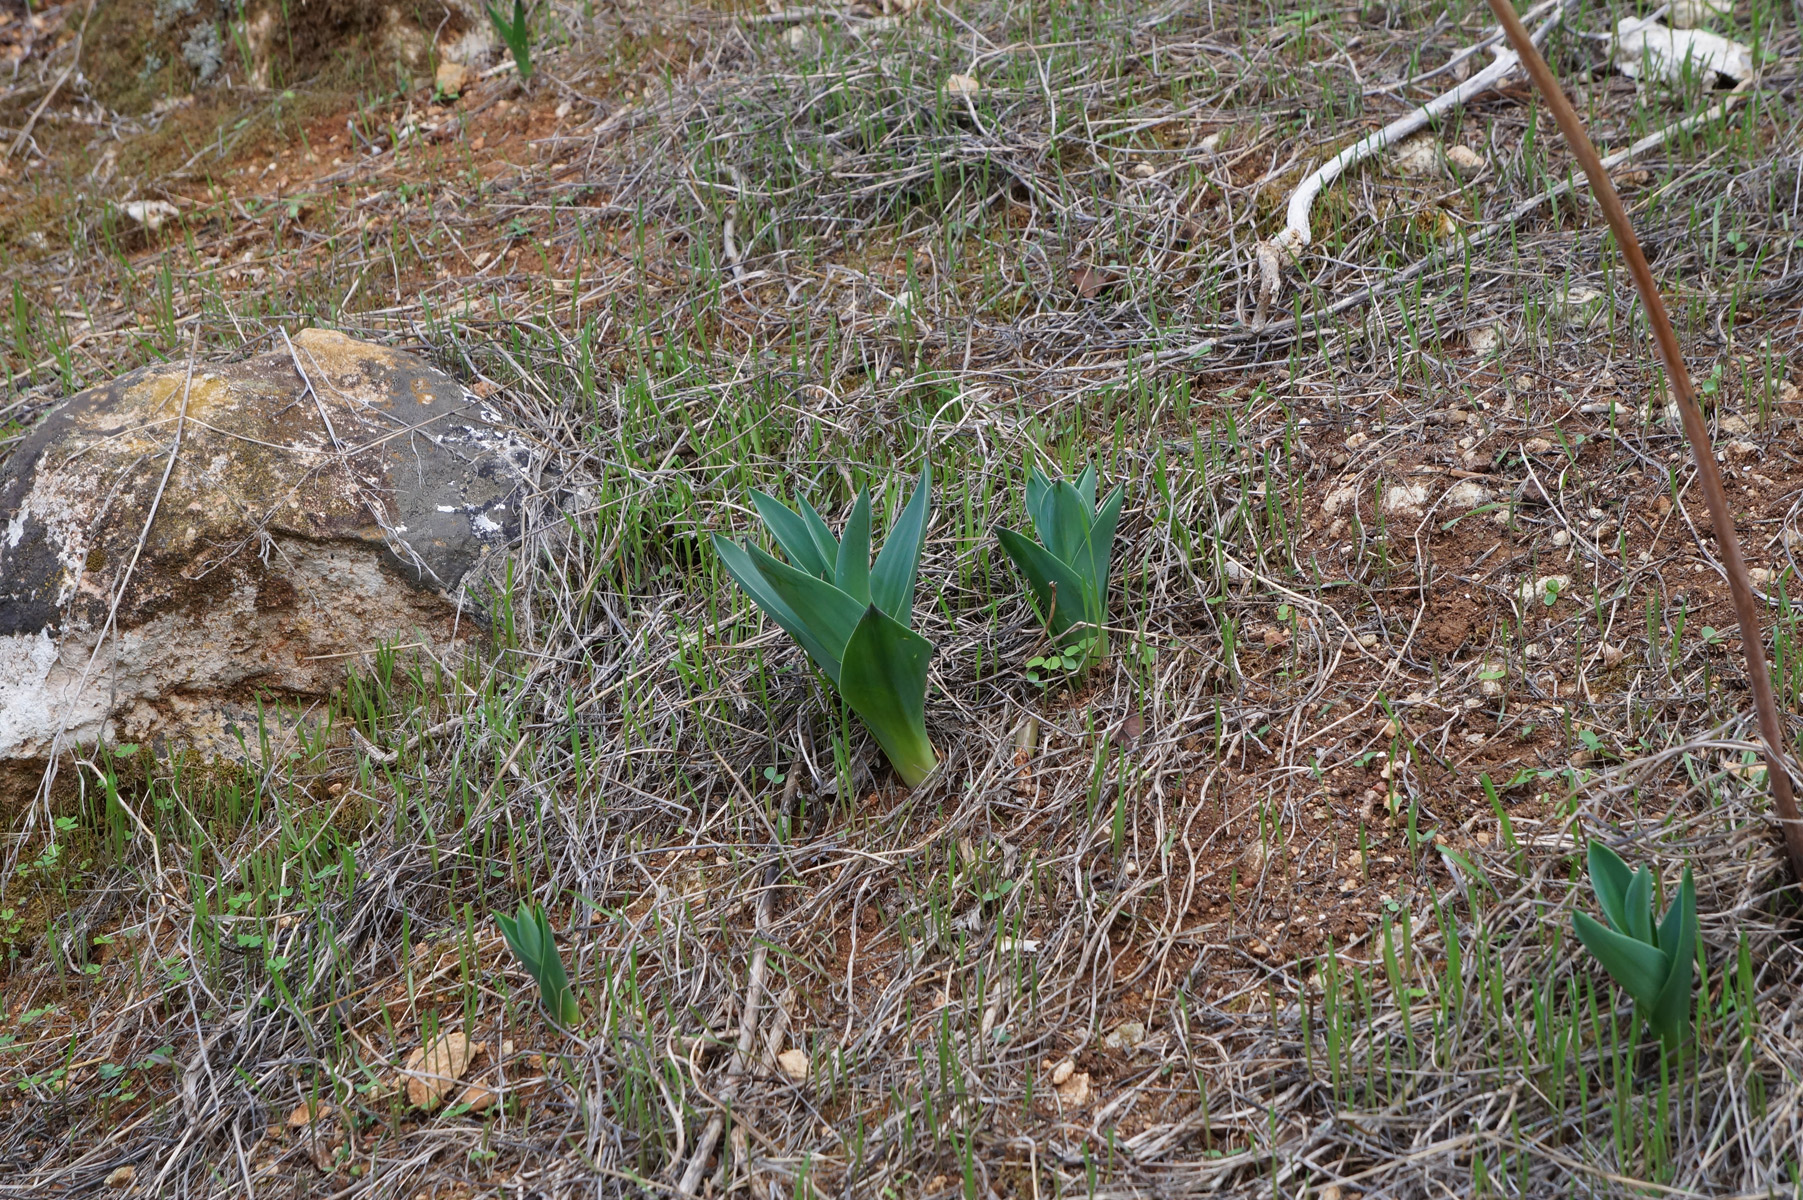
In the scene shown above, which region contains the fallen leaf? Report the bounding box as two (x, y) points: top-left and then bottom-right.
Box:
(1071, 265), (1122, 299)
(287, 1100), (334, 1128)
(405, 1031), (476, 1111)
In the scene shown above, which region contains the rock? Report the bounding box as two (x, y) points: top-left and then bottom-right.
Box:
(1517, 575), (1572, 605)
(1055, 1070), (1092, 1105)
(943, 73), (982, 98)
(1445, 144), (1485, 172)
(120, 200), (180, 232)
(405, 1031), (476, 1110)
(1381, 482), (1427, 517)
(0, 330), (533, 799)
(783, 24), (824, 56)
(1391, 134), (1440, 176)
(1553, 285), (1606, 327)
(1444, 479), (1491, 509)
(1614, 18), (1751, 84)
(1323, 484), (1361, 516)
(1102, 1021), (1146, 1050)
(456, 1080), (500, 1112)
(776, 1048), (810, 1082)
(435, 60), (472, 97)
(1465, 324), (1504, 355)
(105, 1166), (135, 1188)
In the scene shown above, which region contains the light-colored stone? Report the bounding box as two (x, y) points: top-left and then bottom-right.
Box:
(405, 1032), (476, 1110)
(1391, 134), (1440, 176)
(435, 60), (471, 97)
(1323, 484), (1361, 517)
(1614, 17), (1751, 83)
(1465, 324), (1503, 355)
(120, 200), (179, 232)
(1554, 285), (1606, 327)
(776, 1048), (810, 1082)
(1445, 144), (1485, 171)
(1056, 1070), (1092, 1105)
(1444, 479), (1490, 509)
(783, 24), (824, 55)
(1102, 1021), (1146, 1050)
(1517, 574), (1572, 605)
(0, 330), (534, 800)
(1381, 482), (1428, 517)
(943, 73), (982, 98)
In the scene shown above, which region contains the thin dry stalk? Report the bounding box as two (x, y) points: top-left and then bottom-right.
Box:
(1486, 0), (1803, 890)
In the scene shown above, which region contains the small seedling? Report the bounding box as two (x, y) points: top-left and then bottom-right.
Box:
(995, 465), (1123, 672)
(486, 0), (534, 81)
(1025, 632), (1098, 687)
(495, 902), (582, 1027)
(1571, 842), (1697, 1048)
(713, 468), (938, 786)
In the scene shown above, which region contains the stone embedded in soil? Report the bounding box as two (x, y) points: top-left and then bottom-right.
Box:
(0, 329), (534, 800)
(1445, 144), (1485, 171)
(1102, 1021), (1146, 1050)
(1380, 482), (1427, 517)
(1443, 479), (1490, 509)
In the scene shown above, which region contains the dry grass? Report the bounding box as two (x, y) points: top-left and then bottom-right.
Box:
(5, 0), (1803, 1196)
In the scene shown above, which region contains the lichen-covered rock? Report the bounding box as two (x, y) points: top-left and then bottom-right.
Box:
(0, 329), (533, 797)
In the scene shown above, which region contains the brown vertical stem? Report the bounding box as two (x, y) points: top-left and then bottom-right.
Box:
(1484, 0), (1803, 886)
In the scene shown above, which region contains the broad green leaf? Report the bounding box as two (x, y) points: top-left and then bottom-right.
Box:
(1657, 867), (1697, 963)
(497, 904), (582, 1027)
(750, 491), (831, 578)
(1648, 869), (1698, 1045)
(1027, 469), (1061, 546)
(1573, 910), (1670, 1009)
(1043, 480), (1093, 568)
(835, 491), (872, 605)
(714, 537), (845, 681)
(1587, 842), (1635, 935)
(1086, 485), (1125, 607)
(794, 494), (843, 574)
(838, 605), (937, 786)
(743, 544), (868, 683)
(870, 466), (932, 626)
(1075, 464), (1098, 513)
(996, 528), (1093, 641)
(1625, 866), (1655, 946)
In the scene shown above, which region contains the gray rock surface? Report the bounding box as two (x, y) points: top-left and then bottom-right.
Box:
(0, 329), (534, 798)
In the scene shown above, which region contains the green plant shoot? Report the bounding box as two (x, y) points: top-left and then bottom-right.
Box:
(486, 0), (534, 81)
(1571, 841), (1697, 1048)
(995, 465), (1123, 668)
(495, 902), (582, 1027)
(712, 467), (938, 787)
